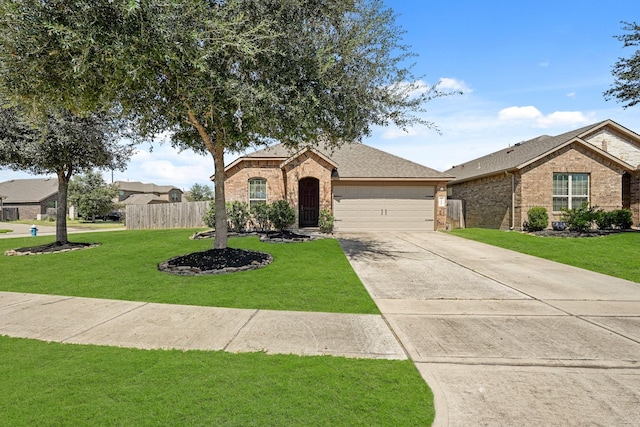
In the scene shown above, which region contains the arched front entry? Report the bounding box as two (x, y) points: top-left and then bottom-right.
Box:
(298, 177), (319, 227)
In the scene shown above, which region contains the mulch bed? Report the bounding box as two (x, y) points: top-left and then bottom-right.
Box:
(528, 229), (638, 238)
(159, 248), (273, 276)
(5, 241), (99, 256)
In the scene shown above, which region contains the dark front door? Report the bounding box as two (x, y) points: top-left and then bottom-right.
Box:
(298, 178), (319, 227)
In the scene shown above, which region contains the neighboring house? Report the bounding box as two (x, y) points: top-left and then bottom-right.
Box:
(445, 120), (640, 230)
(0, 178), (58, 220)
(224, 142), (453, 231)
(114, 181), (183, 205)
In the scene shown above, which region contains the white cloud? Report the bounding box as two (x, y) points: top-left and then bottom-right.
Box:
(538, 60), (550, 67)
(567, 92), (576, 98)
(437, 77), (473, 94)
(498, 106), (590, 128)
(498, 105), (543, 120)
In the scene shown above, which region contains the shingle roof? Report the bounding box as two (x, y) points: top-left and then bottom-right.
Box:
(236, 142), (453, 180)
(120, 193), (168, 205)
(0, 178), (58, 203)
(115, 181), (181, 194)
(445, 121), (614, 183)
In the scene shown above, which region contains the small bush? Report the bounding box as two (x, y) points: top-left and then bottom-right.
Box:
(269, 200), (296, 231)
(561, 203), (600, 232)
(226, 201), (250, 232)
(203, 202), (215, 228)
(595, 210), (614, 230)
(318, 209), (334, 233)
(250, 202), (271, 231)
(611, 209), (633, 229)
(526, 207), (548, 231)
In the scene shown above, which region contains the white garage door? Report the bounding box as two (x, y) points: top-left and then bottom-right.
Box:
(333, 184), (435, 231)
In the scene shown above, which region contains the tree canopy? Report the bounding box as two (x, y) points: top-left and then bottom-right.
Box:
(605, 21), (640, 108)
(69, 170), (119, 221)
(185, 183), (215, 202)
(0, 107), (132, 243)
(0, 0), (452, 248)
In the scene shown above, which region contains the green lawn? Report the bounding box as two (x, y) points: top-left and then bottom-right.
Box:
(450, 228), (640, 283)
(10, 218), (124, 229)
(0, 229), (378, 314)
(0, 336), (434, 426)
(1, 229), (435, 425)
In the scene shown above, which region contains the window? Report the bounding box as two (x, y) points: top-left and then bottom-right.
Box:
(249, 178), (267, 207)
(170, 191), (180, 202)
(553, 173), (589, 211)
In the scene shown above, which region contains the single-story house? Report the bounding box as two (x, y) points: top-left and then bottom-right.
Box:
(0, 178), (58, 220)
(445, 120), (640, 229)
(223, 142), (453, 231)
(115, 181), (183, 204)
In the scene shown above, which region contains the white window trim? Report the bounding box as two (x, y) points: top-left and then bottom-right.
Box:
(248, 178), (267, 206)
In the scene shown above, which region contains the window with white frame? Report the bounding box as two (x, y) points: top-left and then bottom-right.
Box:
(552, 173), (589, 211)
(248, 178), (267, 207)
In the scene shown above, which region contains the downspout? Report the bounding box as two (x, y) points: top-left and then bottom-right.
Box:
(505, 171), (515, 230)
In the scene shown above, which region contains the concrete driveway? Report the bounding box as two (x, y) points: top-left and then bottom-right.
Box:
(339, 232), (640, 427)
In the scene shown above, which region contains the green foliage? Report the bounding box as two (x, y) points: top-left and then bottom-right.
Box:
(318, 209), (335, 234)
(68, 171), (118, 221)
(560, 203), (600, 232)
(597, 209), (634, 229)
(269, 200), (296, 231)
(203, 201), (216, 229)
(250, 202), (270, 231)
(185, 183), (214, 202)
(526, 207), (548, 231)
(226, 201), (250, 232)
(604, 21), (640, 108)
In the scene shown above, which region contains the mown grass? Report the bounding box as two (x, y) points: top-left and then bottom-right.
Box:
(0, 229), (378, 314)
(450, 228), (640, 283)
(10, 218), (124, 229)
(0, 336), (434, 426)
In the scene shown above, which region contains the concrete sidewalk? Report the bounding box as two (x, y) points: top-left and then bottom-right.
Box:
(339, 232), (640, 427)
(0, 291), (406, 360)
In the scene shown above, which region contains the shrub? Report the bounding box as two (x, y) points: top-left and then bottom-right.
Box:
(595, 210), (614, 230)
(560, 203), (600, 232)
(269, 200), (296, 231)
(203, 201), (215, 228)
(250, 202), (271, 231)
(612, 209), (633, 229)
(318, 209), (334, 233)
(526, 207), (548, 231)
(203, 201), (251, 232)
(226, 201), (250, 232)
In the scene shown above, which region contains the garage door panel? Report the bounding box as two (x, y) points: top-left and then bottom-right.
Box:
(333, 185), (436, 231)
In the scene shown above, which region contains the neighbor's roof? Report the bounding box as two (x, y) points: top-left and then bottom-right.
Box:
(120, 193), (169, 205)
(115, 181), (182, 194)
(229, 142), (453, 180)
(0, 178), (58, 203)
(445, 120), (638, 183)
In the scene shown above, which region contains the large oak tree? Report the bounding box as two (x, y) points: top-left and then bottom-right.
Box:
(605, 21), (640, 108)
(0, 107), (132, 243)
(0, 0), (451, 248)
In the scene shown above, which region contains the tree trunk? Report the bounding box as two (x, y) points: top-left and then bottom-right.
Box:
(56, 171), (69, 244)
(212, 139), (227, 249)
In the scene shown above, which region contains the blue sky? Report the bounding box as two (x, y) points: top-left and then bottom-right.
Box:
(2, 0), (640, 189)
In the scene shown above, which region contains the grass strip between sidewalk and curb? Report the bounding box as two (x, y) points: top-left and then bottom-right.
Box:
(449, 228), (640, 283)
(0, 336), (434, 426)
(0, 229), (378, 314)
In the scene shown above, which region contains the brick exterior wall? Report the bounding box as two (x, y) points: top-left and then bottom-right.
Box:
(449, 173), (513, 229)
(451, 142), (637, 229)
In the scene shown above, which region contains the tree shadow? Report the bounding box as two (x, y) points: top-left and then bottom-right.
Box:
(337, 236), (397, 262)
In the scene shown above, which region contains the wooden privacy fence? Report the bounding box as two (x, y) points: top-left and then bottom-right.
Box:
(125, 201), (211, 230)
(446, 199), (465, 229)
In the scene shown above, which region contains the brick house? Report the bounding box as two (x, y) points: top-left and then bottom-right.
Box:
(445, 120), (640, 229)
(0, 178), (58, 220)
(224, 143), (453, 231)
